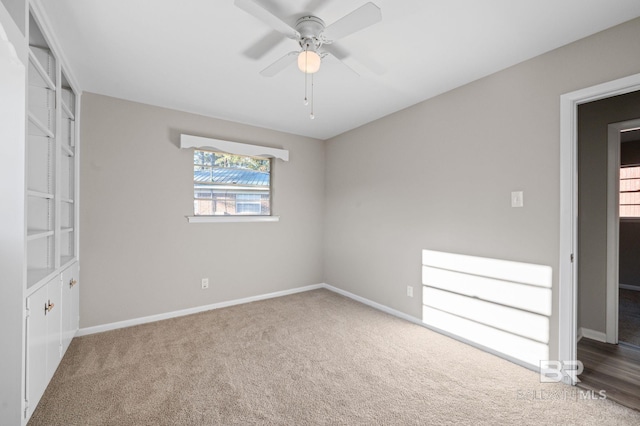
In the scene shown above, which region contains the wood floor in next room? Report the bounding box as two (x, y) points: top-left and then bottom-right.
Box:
(578, 338), (640, 412)
(619, 288), (640, 347)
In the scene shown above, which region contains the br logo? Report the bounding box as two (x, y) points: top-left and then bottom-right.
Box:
(539, 360), (583, 383)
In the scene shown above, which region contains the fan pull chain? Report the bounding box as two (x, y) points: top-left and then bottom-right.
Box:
(310, 73), (315, 119)
(303, 48), (309, 106)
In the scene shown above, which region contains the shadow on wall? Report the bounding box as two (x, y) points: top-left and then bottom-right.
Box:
(422, 250), (552, 368)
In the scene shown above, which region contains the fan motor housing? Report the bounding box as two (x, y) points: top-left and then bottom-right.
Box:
(295, 16), (325, 39)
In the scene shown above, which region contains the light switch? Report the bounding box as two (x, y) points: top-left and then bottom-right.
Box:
(511, 191), (524, 208)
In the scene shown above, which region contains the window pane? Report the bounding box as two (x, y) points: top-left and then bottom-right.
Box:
(237, 202), (262, 214)
(194, 199), (214, 216)
(193, 150), (271, 216)
(620, 165), (640, 218)
(620, 178), (640, 192)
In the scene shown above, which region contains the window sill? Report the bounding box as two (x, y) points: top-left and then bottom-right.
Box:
(186, 215), (280, 223)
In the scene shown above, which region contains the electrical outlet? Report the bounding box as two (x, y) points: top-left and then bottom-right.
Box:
(511, 191), (524, 208)
(407, 285), (414, 298)
(201, 278), (209, 289)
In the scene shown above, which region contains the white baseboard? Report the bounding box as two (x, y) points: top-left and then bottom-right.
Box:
(577, 328), (583, 343)
(579, 327), (607, 343)
(78, 283), (423, 337)
(75, 282), (565, 375)
(620, 283), (640, 291)
(77, 284), (324, 336)
(322, 284), (423, 326)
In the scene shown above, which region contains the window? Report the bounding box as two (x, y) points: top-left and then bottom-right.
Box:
(620, 165), (640, 218)
(193, 150), (271, 216)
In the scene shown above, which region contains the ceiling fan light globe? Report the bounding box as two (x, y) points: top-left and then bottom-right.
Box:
(298, 50), (321, 74)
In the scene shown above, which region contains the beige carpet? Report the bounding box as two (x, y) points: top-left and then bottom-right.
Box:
(619, 289), (640, 347)
(29, 289), (640, 425)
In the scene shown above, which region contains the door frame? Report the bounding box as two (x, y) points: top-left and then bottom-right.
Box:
(606, 119), (640, 343)
(559, 73), (640, 384)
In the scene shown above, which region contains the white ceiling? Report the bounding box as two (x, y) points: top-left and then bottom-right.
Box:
(38, 0), (640, 140)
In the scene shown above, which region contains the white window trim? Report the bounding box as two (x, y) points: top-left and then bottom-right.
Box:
(182, 134), (288, 223)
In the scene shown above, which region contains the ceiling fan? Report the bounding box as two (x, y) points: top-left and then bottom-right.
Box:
(234, 0), (382, 77)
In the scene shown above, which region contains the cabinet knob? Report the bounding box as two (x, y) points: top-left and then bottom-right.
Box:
(69, 278), (77, 288)
(46, 301), (54, 313)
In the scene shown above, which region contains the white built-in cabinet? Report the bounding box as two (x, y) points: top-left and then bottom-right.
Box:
(22, 7), (81, 423)
(25, 263), (79, 417)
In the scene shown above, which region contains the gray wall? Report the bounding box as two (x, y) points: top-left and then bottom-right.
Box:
(79, 93), (325, 328)
(578, 91), (640, 333)
(324, 17), (640, 360)
(620, 139), (640, 288)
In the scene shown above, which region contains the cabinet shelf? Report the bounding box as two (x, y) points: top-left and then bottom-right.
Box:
(28, 48), (55, 91)
(27, 190), (54, 199)
(61, 143), (74, 157)
(27, 229), (54, 241)
(61, 100), (74, 120)
(60, 256), (75, 268)
(60, 197), (74, 204)
(26, 267), (56, 289)
(28, 112), (54, 138)
(60, 227), (74, 234)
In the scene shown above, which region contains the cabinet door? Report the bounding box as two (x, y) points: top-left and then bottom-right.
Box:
(45, 277), (62, 382)
(25, 281), (50, 415)
(61, 262), (79, 355)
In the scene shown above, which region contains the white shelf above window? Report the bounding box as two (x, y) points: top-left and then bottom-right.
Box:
(180, 134), (289, 161)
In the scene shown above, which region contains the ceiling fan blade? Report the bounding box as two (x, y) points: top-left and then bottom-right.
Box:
(242, 31), (285, 60)
(260, 51), (299, 77)
(321, 2), (381, 42)
(234, 0), (300, 39)
(322, 44), (386, 76)
(321, 46), (359, 76)
(303, 0), (332, 14)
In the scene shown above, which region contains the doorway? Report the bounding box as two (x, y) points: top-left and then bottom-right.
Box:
(559, 73), (640, 373)
(616, 125), (640, 347)
(574, 91), (640, 410)
(576, 92), (640, 347)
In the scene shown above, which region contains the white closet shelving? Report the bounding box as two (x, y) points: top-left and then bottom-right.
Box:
(22, 8), (81, 423)
(26, 38), (56, 288)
